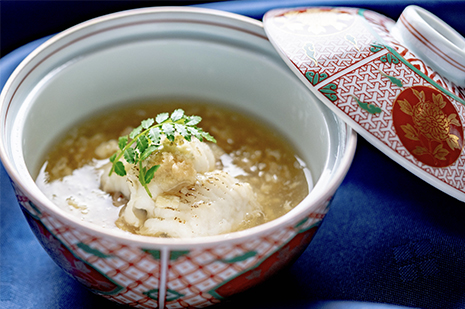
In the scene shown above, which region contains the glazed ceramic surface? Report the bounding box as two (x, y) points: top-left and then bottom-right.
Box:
(393, 5), (465, 87)
(264, 6), (465, 202)
(0, 7), (356, 308)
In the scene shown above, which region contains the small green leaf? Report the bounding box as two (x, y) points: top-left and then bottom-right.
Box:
(171, 109), (185, 122)
(118, 136), (128, 150)
(141, 118), (155, 129)
(137, 135), (149, 153)
(141, 145), (158, 161)
(201, 131), (216, 143)
(148, 127), (162, 144)
(109, 153), (117, 163)
(130, 125), (142, 139)
(156, 113), (169, 124)
(124, 148), (136, 164)
(187, 127), (202, 141)
(162, 123), (175, 141)
(186, 116), (202, 126)
(114, 161), (126, 176)
(145, 165), (160, 184)
(174, 123), (189, 139)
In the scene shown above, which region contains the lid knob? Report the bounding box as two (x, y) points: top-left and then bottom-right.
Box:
(393, 5), (465, 87)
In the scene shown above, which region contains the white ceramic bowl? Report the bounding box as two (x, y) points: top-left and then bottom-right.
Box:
(0, 7), (356, 308)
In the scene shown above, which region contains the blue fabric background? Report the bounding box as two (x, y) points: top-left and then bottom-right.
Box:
(1, 1), (465, 308)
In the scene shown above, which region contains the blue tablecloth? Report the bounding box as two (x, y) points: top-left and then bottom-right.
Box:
(1, 1), (465, 309)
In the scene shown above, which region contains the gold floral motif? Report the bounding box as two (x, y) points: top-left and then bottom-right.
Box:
(399, 88), (461, 162)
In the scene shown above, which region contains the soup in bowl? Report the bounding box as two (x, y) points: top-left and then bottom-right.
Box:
(0, 7), (356, 308)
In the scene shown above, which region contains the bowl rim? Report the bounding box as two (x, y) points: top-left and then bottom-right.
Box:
(0, 6), (357, 249)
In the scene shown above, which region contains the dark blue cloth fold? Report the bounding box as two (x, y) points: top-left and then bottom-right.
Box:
(1, 1), (465, 309)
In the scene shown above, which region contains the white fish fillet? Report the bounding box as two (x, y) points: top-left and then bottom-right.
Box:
(100, 136), (263, 237)
(143, 170), (262, 238)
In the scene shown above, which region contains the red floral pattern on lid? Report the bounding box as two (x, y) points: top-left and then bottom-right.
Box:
(393, 86), (463, 167)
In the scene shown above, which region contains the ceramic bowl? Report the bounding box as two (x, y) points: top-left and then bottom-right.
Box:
(0, 7), (356, 308)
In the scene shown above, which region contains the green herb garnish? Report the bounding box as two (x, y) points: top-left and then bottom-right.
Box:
(108, 109), (216, 197)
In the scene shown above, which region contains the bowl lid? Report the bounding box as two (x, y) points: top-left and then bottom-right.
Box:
(263, 5), (465, 202)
